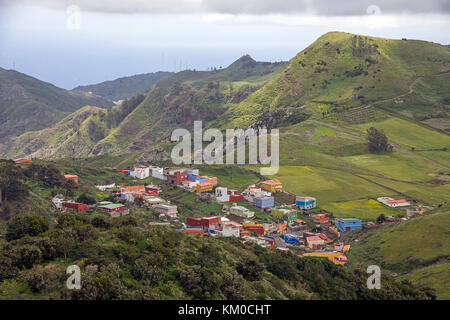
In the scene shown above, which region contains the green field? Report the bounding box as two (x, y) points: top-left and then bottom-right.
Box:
(322, 199), (400, 220)
(347, 210), (450, 299)
(349, 118), (450, 150)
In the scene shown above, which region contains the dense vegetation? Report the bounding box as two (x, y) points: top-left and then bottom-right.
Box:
(0, 212), (435, 300)
(366, 127), (393, 153)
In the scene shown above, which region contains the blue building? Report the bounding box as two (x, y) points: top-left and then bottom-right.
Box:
(335, 218), (362, 232)
(253, 196), (275, 209)
(187, 173), (206, 183)
(295, 196), (317, 210)
(282, 234), (299, 245)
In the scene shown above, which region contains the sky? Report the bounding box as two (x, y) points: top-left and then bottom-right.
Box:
(0, 0), (449, 89)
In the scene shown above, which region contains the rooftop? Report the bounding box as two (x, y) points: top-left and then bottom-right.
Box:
(98, 203), (125, 209)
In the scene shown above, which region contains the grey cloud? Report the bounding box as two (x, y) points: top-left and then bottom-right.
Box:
(1, 0), (449, 15)
(203, 0), (450, 15)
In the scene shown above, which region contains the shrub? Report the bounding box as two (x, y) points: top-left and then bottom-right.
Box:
(6, 214), (49, 241)
(236, 258), (264, 281)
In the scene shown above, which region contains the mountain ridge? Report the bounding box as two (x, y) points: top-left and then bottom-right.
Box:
(0, 67), (113, 138)
(73, 71), (173, 101)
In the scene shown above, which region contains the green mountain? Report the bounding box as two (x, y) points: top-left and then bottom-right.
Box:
(0, 67), (113, 138)
(347, 209), (450, 299)
(155, 55), (288, 89)
(221, 32), (450, 129)
(73, 71), (173, 101)
(0, 81), (260, 159)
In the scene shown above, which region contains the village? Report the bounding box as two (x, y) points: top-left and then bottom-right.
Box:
(13, 157), (434, 267)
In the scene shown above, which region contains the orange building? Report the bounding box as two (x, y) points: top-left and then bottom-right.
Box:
(191, 182), (214, 193)
(119, 185), (146, 193)
(64, 175), (79, 183)
(14, 158), (32, 164)
(184, 227), (205, 236)
(260, 179), (282, 193)
(314, 214), (330, 224)
(300, 251), (348, 265)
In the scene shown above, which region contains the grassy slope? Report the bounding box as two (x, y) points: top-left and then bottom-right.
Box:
(346, 210), (450, 299)
(223, 32), (450, 128)
(0, 67), (112, 137)
(73, 72), (173, 101)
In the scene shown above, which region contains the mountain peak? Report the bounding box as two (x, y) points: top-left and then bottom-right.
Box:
(228, 54), (257, 69)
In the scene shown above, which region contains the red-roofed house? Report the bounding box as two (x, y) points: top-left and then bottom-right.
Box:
(63, 202), (89, 213)
(14, 158), (32, 164)
(306, 236), (325, 249)
(314, 214), (330, 224)
(186, 216), (221, 230)
(64, 175), (79, 183)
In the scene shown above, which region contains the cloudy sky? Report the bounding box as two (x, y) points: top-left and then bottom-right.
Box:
(1, 0), (449, 89)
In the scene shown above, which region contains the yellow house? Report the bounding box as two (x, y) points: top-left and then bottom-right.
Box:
(191, 182), (213, 193)
(260, 179), (282, 193)
(300, 251), (348, 265)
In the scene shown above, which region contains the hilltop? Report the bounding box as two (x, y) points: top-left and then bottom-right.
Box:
(0, 68), (113, 138)
(73, 71), (173, 101)
(155, 55), (288, 89)
(221, 32), (450, 129)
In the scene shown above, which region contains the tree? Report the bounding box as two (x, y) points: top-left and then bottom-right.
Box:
(0, 160), (29, 203)
(236, 258), (264, 281)
(77, 193), (96, 205)
(6, 214), (49, 241)
(366, 127), (393, 153)
(376, 214), (386, 223)
(134, 197), (144, 207)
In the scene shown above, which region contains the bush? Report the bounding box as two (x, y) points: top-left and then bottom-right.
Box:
(366, 127), (393, 153)
(0, 256), (19, 281)
(6, 214), (49, 241)
(236, 258), (264, 281)
(19, 245), (43, 269)
(77, 193), (96, 205)
(26, 272), (47, 293)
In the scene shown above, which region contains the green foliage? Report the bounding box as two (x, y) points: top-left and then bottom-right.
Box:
(236, 258), (264, 281)
(6, 214), (49, 241)
(0, 160), (29, 202)
(366, 127), (393, 153)
(77, 193), (96, 205)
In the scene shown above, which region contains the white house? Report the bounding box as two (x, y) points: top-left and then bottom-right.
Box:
(215, 187), (230, 202)
(229, 204), (254, 218)
(151, 167), (164, 180)
(95, 183), (116, 191)
(377, 197), (410, 207)
(211, 221), (241, 237)
(129, 166), (150, 179)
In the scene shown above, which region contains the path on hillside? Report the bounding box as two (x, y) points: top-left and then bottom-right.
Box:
(368, 70), (450, 108)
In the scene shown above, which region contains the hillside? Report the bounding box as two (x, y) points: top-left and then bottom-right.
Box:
(0, 160), (435, 300)
(0, 68), (113, 138)
(346, 210), (450, 299)
(221, 32), (450, 129)
(155, 55), (288, 89)
(73, 72), (173, 101)
(1, 33), (449, 211)
(0, 82), (257, 159)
